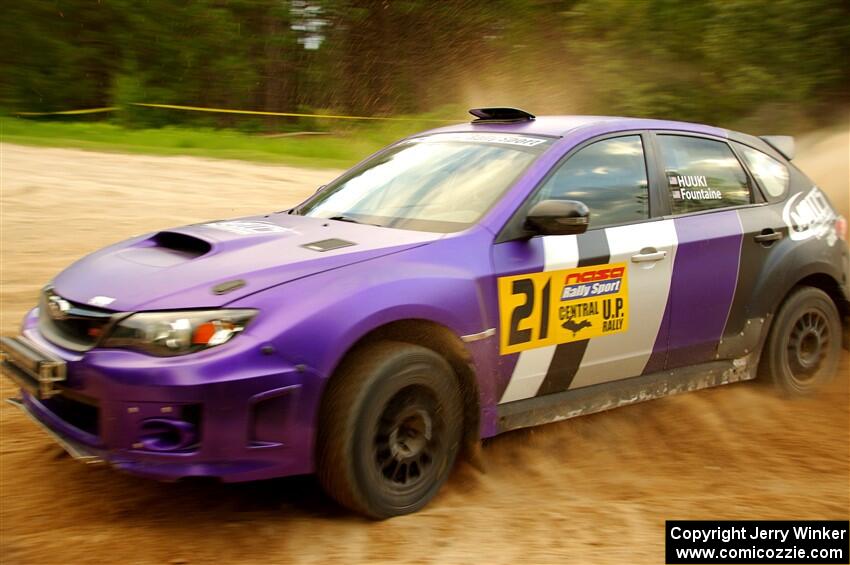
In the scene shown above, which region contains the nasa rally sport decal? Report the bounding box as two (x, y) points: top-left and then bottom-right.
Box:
(498, 263), (629, 355)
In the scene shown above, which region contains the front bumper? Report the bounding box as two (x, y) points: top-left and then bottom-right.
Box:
(6, 397), (104, 463)
(1, 309), (323, 482)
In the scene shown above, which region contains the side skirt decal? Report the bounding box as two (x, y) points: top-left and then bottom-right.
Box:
(498, 354), (758, 433)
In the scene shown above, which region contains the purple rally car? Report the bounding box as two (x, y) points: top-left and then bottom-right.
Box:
(3, 108), (849, 518)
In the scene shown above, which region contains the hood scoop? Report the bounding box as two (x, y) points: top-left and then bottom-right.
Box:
(151, 231), (212, 258)
(115, 231), (212, 268)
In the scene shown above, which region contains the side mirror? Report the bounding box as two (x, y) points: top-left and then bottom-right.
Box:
(525, 199), (589, 236)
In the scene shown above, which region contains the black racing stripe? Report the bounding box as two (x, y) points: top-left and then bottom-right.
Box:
(642, 299), (671, 375)
(535, 229), (610, 396)
(721, 207), (773, 339)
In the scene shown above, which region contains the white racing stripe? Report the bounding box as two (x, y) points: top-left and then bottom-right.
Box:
(499, 235), (579, 404)
(569, 220), (678, 389)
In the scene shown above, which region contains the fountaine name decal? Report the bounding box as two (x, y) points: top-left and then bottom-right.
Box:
(669, 174), (722, 200)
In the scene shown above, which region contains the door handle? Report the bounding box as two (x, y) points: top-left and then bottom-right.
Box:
(754, 230), (782, 243)
(631, 249), (667, 263)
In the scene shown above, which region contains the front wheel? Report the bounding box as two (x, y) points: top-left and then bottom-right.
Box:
(317, 341), (463, 519)
(760, 286), (842, 395)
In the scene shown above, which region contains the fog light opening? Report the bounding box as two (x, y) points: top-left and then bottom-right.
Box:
(138, 418), (198, 452)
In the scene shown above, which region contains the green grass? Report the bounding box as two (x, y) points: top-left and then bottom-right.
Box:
(0, 115), (457, 169)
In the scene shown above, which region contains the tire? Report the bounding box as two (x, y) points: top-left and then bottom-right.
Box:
(760, 286), (842, 395)
(317, 341), (463, 519)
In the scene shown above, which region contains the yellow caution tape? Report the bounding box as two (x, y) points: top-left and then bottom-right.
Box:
(131, 103), (456, 123)
(14, 103), (457, 123)
(16, 107), (119, 116)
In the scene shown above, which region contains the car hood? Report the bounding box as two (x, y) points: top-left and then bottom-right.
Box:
(51, 214), (443, 311)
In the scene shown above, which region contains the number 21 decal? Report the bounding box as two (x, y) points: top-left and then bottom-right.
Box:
(498, 263), (629, 355)
(507, 278), (550, 346)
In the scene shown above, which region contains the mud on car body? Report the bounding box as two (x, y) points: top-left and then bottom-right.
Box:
(3, 108), (849, 518)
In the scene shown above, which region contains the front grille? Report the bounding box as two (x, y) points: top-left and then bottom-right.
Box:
(38, 289), (116, 351)
(40, 393), (100, 438)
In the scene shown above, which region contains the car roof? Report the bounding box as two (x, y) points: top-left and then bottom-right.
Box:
(420, 115), (729, 140)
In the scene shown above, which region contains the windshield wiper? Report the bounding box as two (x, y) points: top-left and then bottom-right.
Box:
(327, 215), (385, 228)
(328, 215), (363, 224)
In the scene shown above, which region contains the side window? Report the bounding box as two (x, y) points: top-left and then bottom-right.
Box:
(657, 135), (751, 214)
(534, 135), (649, 228)
(734, 143), (789, 199)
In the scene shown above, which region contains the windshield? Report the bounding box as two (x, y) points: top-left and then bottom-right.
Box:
(294, 133), (553, 232)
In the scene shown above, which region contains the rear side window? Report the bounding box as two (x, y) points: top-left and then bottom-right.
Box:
(533, 135), (649, 229)
(735, 143), (789, 199)
(657, 135), (751, 214)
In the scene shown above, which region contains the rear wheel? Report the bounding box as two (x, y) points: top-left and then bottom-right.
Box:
(761, 286), (841, 395)
(317, 341), (463, 518)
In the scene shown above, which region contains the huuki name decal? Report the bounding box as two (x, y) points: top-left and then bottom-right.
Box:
(669, 174), (722, 200)
(498, 263), (629, 355)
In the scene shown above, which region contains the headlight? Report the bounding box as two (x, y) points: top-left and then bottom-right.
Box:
(100, 309), (257, 356)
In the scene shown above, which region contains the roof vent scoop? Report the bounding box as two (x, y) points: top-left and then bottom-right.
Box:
(469, 107), (536, 123)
